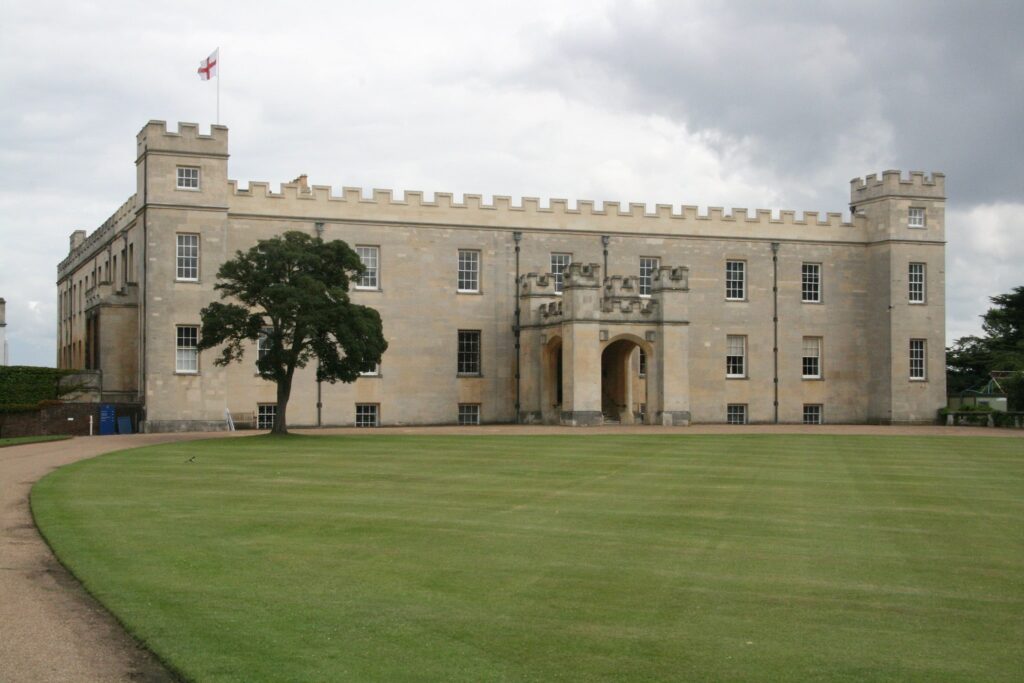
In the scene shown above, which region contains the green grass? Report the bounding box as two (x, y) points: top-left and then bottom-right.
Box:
(31, 434), (1024, 682)
(0, 434), (72, 448)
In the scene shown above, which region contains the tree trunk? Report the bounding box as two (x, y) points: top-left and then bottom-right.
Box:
(272, 374), (293, 435)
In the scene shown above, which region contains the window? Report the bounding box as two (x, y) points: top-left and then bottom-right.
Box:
(176, 166), (200, 190)
(638, 348), (647, 377)
(908, 207), (925, 228)
(727, 404), (747, 425)
(176, 325), (198, 373)
(458, 330), (481, 375)
(802, 263), (821, 303)
(176, 234), (199, 281)
(356, 246), (379, 289)
(551, 252), (572, 293)
(457, 249), (480, 292)
(726, 260), (746, 300)
(910, 339), (926, 380)
(458, 404), (481, 425)
(803, 404), (822, 424)
(360, 363), (380, 377)
(257, 327), (273, 362)
(356, 403), (379, 427)
(639, 257), (660, 296)
(909, 263), (926, 303)
(257, 404), (276, 429)
(726, 335), (746, 378)
(802, 337), (822, 379)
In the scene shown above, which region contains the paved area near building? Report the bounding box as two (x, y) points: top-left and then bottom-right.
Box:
(1, 425), (1019, 681)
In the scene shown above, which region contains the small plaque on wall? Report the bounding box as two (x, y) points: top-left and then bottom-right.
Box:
(599, 329), (609, 341)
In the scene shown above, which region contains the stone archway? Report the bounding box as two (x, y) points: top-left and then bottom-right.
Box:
(542, 335), (563, 424)
(600, 336), (650, 424)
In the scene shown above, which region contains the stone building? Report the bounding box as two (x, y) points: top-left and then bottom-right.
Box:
(56, 121), (946, 430)
(0, 297), (7, 366)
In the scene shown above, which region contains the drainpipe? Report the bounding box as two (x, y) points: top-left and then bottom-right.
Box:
(513, 231), (522, 423)
(315, 221), (324, 426)
(601, 235), (610, 276)
(771, 242), (780, 423)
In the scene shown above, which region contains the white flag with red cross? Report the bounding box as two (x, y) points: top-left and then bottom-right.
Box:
(197, 49), (219, 80)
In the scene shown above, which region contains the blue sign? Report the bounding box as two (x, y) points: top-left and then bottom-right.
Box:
(99, 404), (116, 436)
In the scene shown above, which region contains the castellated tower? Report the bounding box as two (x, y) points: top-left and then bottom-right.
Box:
(136, 122), (231, 429)
(851, 171), (946, 423)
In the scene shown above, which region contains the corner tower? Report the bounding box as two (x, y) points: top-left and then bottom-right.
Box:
(852, 171), (946, 422)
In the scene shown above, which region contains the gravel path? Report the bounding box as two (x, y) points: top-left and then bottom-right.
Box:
(1, 424), (1019, 681)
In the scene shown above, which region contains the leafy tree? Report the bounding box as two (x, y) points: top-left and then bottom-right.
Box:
(199, 231), (387, 434)
(947, 286), (1024, 408)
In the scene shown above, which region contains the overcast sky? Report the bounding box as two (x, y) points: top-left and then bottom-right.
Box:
(1, 0), (1021, 366)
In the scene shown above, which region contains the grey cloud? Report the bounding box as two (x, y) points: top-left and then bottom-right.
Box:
(520, 1), (1024, 206)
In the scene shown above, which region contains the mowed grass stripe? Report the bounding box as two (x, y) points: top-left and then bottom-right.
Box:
(32, 434), (1024, 682)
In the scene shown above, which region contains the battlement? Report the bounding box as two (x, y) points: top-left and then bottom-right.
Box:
(652, 265), (690, 292)
(519, 272), (557, 297)
(603, 275), (640, 299)
(564, 263), (602, 289)
(850, 170), (945, 204)
(228, 180), (861, 236)
(601, 296), (658, 316)
(59, 194), (138, 275)
(137, 120), (228, 157)
(538, 299), (563, 320)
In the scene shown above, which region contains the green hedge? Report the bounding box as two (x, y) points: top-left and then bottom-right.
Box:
(0, 366), (74, 406)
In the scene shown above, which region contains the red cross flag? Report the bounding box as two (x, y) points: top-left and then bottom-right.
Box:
(197, 49), (219, 80)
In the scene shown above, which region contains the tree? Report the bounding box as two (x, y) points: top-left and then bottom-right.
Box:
(947, 286), (1024, 408)
(199, 231), (387, 434)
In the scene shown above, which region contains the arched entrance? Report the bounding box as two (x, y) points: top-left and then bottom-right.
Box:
(542, 335), (563, 423)
(601, 336), (649, 424)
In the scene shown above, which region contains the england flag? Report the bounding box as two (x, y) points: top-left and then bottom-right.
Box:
(197, 49), (218, 80)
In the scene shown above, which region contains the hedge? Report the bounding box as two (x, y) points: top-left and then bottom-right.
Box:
(0, 366), (75, 406)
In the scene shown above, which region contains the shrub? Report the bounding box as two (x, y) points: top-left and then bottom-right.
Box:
(0, 366), (76, 406)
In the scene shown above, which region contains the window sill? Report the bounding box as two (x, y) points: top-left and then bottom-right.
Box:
(725, 298), (748, 303)
(726, 375), (748, 380)
(909, 301), (927, 305)
(176, 186), (201, 192)
(354, 287), (382, 293)
(174, 371), (199, 376)
(802, 376), (823, 381)
(801, 300), (823, 305)
(457, 373), (484, 378)
(909, 378), (928, 382)
(175, 279), (200, 284)
(457, 290), (483, 295)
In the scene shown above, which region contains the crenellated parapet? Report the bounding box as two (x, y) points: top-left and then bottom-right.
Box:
(850, 170), (945, 203)
(59, 194), (139, 276)
(652, 265), (690, 292)
(519, 272), (557, 298)
(564, 262), (602, 289)
(137, 120), (228, 156)
(603, 275), (639, 299)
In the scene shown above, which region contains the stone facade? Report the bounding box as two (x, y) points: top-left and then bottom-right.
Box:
(56, 121), (947, 430)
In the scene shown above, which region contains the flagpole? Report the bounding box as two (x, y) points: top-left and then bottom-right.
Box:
(216, 48), (221, 125)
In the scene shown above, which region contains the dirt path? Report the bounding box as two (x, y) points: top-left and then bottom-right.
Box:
(0, 424), (1019, 681)
(0, 432), (246, 683)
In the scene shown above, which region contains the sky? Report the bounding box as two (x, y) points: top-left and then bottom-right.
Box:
(1, 0), (1021, 367)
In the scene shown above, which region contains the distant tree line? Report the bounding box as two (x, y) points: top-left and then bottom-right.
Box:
(947, 286), (1024, 410)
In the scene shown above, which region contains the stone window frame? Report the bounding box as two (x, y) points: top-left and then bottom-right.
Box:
(801, 262), (822, 303)
(550, 252), (572, 294)
(256, 403), (276, 429)
(355, 245), (380, 290)
(176, 166), (200, 191)
(355, 403), (379, 427)
(803, 404), (823, 424)
(175, 324), (199, 374)
(457, 249), (480, 293)
(458, 403), (481, 425)
(908, 262), (926, 304)
(639, 256), (660, 297)
(909, 339), (927, 380)
(360, 363), (381, 377)
(638, 348), (647, 378)
(726, 404), (748, 425)
(726, 260), (746, 301)
(726, 334), (747, 378)
(176, 233), (199, 282)
(457, 329), (482, 376)
(802, 336), (822, 379)
(908, 207), (926, 228)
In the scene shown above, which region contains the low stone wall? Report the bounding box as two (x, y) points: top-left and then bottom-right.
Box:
(0, 403), (143, 438)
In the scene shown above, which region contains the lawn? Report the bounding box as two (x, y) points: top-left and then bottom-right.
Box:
(0, 434), (72, 448)
(31, 434), (1024, 682)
